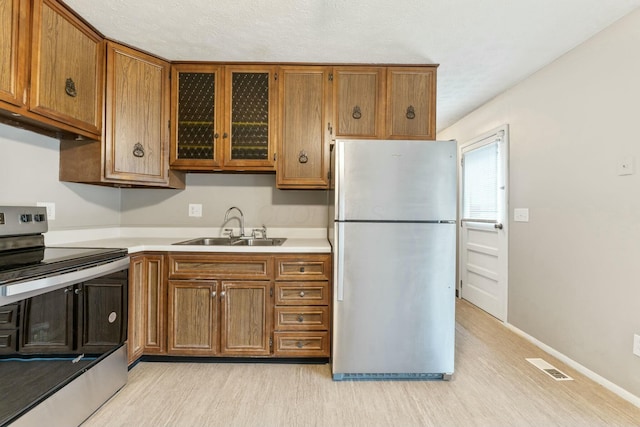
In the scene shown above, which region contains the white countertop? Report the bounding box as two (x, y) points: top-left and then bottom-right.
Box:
(46, 227), (331, 254)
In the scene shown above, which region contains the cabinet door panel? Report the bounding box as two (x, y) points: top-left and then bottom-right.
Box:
(333, 67), (385, 139)
(0, 0), (28, 107)
(30, 0), (103, 135)
(171, 64), (224, 170)
(77, 279), (127, 354)
(277, 66), (331, 189)
(104, 42), (170, 184)
(220, 281), (271, 355)
(223, 65), (277, 170)
(387, 67), (436, 139)
(128, 256), (145, 363)
(167, 280), (217, 355)
(20, 288), (73, 353)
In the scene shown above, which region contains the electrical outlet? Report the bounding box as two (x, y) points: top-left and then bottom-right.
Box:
(36, 202), (55, 220)
(188, 204), (202, 217)
(633, 334), (640, 357)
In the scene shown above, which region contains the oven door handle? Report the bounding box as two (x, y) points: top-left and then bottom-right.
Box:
(0, 257), (130, 305)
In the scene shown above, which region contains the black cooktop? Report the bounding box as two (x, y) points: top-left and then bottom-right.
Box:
(0, 247), (128, 285)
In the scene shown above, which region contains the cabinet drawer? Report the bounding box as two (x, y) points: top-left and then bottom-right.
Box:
(275, 282), (330, 305)
(273, 331), (329, 357)
(169, 254), (273, 280)
(0, 330), (17, 354)
(275, 255), (330, 281)
(274, 306), (330, 331)
(0, 304), (19, 328)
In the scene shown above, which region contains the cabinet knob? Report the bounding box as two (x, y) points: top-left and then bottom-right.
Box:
(223, 132), (228, 139)
(299, 267), (305, 273)
(299, 291), (305, 297)
(296, 341), (304, 348)
(214, 133), (219, 139)
(65, 78), (77, 97)
(297, 315), (304, 323)
(298, 151), (308, 164)
(220, 291), (226, 298)
(211, 291), (217, 298)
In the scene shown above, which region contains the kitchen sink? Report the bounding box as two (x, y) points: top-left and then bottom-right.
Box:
(173, 237), (287, 246)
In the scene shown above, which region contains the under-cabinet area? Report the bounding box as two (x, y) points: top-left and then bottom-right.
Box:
(127, 252), (332, 365)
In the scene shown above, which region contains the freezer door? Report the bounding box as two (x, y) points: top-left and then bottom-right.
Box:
(335, 139), (457, 221)
(332, 222), (456, 376)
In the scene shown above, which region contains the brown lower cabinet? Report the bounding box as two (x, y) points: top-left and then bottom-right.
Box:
(127, 252), (331, 364)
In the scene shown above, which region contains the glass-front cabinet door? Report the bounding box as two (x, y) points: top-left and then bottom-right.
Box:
(170, 64), (224, 170)
(170, 64), (276, 171)
(223, 65), (276, 170)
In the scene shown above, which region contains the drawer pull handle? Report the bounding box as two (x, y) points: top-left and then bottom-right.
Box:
(299, 267), (305, 273)
(296, 341), (303, 348)
(299, 291), (305, 297)
(297, 315), (304, 322)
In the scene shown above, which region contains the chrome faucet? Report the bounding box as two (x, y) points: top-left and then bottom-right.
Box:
(224, 206), (245, 238)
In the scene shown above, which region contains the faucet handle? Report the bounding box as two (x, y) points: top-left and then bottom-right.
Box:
(251, 225), (267, 239)
(223, 228), (235, 239)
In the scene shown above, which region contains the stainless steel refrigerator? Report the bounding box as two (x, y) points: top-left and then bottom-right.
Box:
(329, 139), (457, 381)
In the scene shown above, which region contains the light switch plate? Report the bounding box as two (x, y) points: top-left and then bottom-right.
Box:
(514, 208), (529, 222)
(617, 157), (635, 176)
(188, 204), (202, 217)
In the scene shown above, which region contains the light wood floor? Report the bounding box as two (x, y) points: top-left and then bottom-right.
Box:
(82, 300), (640, 426)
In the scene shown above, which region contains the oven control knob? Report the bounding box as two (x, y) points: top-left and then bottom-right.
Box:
(20, 214), (32, 223)
(34, 214), (46, 222)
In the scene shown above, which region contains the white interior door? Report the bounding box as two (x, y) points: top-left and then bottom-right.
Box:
(459, 125), (509, 321)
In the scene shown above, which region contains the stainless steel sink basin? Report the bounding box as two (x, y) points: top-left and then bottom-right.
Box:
(173, 237), (286, 246)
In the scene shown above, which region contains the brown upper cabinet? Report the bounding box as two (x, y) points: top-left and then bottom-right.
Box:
(332, 67), (386, 139)
(0, 0), (29, 108)
(276, 66), (332, 189)
(0, 0), (104, 139)
(170, 64), (277, 171)
(333, 65), (437, 140)
(386, 66), (436, 140)
(59, 41), (185, 188)
(30, 0), (104, 137)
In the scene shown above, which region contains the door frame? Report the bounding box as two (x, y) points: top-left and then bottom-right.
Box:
(457, 124), (509, 321)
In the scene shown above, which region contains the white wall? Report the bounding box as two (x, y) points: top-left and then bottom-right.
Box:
(439, 9), (640, 398)
(0, 123), (121, 229)
(119, 173), (328, 230)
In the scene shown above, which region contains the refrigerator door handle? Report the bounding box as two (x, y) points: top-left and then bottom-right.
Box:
(336, 141), (345, 220)
(336, 222), (345, 301)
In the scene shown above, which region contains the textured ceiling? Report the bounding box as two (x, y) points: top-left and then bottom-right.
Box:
(64, 0), (640, 131)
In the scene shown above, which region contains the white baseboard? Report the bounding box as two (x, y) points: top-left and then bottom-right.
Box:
(504, 322), (640, 409)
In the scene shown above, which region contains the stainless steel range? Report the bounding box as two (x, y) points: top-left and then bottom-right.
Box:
(0, 206), (129, 427)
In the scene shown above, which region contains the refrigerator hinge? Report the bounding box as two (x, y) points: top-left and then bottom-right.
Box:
(274, 72), (278, 81)
(329, 73), (333, 81)
(269, 337), (273, 348)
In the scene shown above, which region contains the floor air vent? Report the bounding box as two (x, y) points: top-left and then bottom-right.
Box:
(526, 358), (573, 381)
(333, 372), (451, 381)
